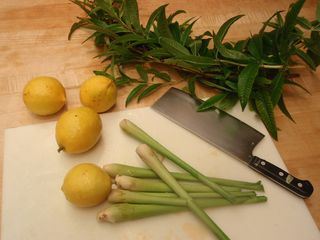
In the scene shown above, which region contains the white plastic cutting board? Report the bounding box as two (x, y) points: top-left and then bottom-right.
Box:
(2, 107), (319, 240)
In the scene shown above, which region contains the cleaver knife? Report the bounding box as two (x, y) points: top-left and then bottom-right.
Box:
(151, 88), (313, 198)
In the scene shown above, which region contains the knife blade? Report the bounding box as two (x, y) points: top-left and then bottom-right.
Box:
(151, 88), (313, 198)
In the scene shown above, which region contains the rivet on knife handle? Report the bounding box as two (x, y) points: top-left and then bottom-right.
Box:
(249, 156), (314, 198)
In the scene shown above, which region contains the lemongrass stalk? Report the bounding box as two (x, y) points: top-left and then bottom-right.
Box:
(115, 175), (241, 193)
(136, 144), (230, 240)
(108, 190), (258, 205)
(108, 189), (187, 206)
(98, 196), (267, 223)
(138, 191), (257, 198)
(120, 119), (236, 202)
(104, 163), (264, 191)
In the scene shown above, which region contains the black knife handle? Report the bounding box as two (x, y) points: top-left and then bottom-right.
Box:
(249, 156), (313, 198)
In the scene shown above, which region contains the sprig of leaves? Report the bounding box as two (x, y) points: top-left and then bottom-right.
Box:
(69, 0), (320, 140)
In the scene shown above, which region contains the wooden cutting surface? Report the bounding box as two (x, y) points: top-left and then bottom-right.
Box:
(0, 0), (319, 233)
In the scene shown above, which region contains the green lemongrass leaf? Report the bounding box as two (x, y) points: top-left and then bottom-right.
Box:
(255, 91), (278, 140)
(238, 62), (260, 109)
(218, 94), (238, 110)
(159, 37), (191, 56)
(215, 15), (244, 43)
(296, 16), (312, 29)
(135, 64), (148, 82)
(123, 0), (141, 31)
(277, 96), (295, 122)
(294, 48), (316, 70)
(125, 83), (147, 106)
(283, 0), (305, 34)
(271, 72), (285, 107)
(180, 19), (198, 46)
(163, 58), (200, 72)
(255, 77), (272, 86)
(197, 93), (227, 111)
(225, 81), (237, 91)
(157, 6), (173, 38)
(68, 19), (88, 40)
(168, 10), (186, 23)
(285, 79), (310, 94)
(145, 4), (168, 33)
(138, 83), (162, 102)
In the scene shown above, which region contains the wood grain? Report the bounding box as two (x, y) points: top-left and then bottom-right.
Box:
(0, 0), (319, 234)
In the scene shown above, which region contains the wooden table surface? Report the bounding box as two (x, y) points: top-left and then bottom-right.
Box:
(0, 0), (319, 233)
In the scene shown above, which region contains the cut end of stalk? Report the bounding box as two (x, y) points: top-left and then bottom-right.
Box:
(108, 189), (124, 203)
(115, 175), (134, 190)
(103, 164), (120, 178)
(119, 119), (131, 131)
(136, 144), (154, 159)
(97, 208), (117, 223)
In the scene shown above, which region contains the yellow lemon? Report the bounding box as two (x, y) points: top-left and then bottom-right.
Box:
(80, 75), (117, 113)
(61, 163), (112, 207)
(23, 76), (66, 116)
(55, 107), (102, 154)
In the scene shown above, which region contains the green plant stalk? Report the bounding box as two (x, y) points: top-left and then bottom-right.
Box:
(104, 163), (264, 191)
(120, 119), (236, 202)
(136, 144), (230, 240)
(134, 191), (257, 198)
(108, 189), (258, 205)
(98, 196), (268, 223)
(115, 175), (241, 193)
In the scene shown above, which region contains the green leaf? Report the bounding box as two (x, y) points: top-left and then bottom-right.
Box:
(113, 34), (145, 44)
(135, 64), (148, 82)
(283, 0), (305, 35)
(271, 72), (285, 106)
(123, 0), (141, 31)
(68, 19), (88, 40)
(188, 77), (196, 97)
(169, 22), (181, 41)
(294, 48), (316, 70)
(317, 0), (320, 22)
(176, 55), (217, 66)
(126, 83), (147, 106)
(237, 62), (260, 109)
(93, 70), (115, 80)
(95, 0), (117, 18)
(197, 93), (227, 111)
(248, 35), (263, 60)
(259, 11), (282, 34)
(157, 6), (173, 38)
(147, 68), (171, 81)
(143, 48), (172, 58)
(217, 46), (253, 62)
(167, 10), (186, 23)
(180, 19), (198, 46)
(296, 16), (312, 29)
(234, 39), (248, 52)
(159, 37), (190, 56)
(277, 96), (295, 122)
(285, 79), (310, 94)
(137, 83), (162, 102)
(189, 39), (202, 56)
(254, 91), (278, 140)
(145, 4), (168, 33)
(218, 94), (238, 110)
(198, 79), (232, 92)
(215, 15), (244, 43)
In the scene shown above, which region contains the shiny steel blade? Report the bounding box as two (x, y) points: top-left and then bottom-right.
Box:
(151, 88), (264, 163)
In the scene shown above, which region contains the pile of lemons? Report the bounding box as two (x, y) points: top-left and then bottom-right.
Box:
(23, 75), (117, 207)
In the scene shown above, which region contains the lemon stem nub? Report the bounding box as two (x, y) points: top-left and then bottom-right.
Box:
(57, 146), (65, 153)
